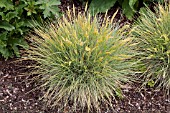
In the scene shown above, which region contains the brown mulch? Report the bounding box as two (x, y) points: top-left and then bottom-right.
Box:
(0, 0), (170, 113)
(0, 59), (170, 113)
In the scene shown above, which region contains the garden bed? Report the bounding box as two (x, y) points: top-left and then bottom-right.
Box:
(0, 0), (170, 113)
(0, 59), (169, 112)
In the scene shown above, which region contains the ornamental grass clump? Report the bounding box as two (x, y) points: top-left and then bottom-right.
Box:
(132, 3), (170, 95)
(26, 7), (136, 112)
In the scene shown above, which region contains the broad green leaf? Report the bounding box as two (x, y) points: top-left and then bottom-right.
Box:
(129, 0), (138, 11)
(0, 32), (7, 40)
(8, 38), (29, 57)
(0, 47), (11, 59)
(27, 11), (32, 16)
(0, 0), (14, 10)
(14, 28), (24, 35)
(35, 0), (60, 6)
(0, 1), (6, 8)
(40, 6), (51, 18)
(0, 40), (6, 47)
(15, 21), (25, 28)
(10, 38), (29, 49)
(24, 20), (35, 27)
(35, 0), (44, 5)
(36, 0), (61, 18)
(89, 0), (117, 15)
(0, 21), (15, 31)
(24, 1), (37, 16)
(122, 0), (134, 20)
(15, 20), (34, 28)
(5, 12), (19, 21)
(15, 4), (26, 16)
(0, 12), (4, 17)
(42, 6), (60, 18)
(48, 0), (61, 6)
(12, 45), (20, 57)
(48, 6), (60, 17)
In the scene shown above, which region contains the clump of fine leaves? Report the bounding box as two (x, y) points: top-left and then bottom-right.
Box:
(25, 6), (137, 112)
(132, 2), (170, 95)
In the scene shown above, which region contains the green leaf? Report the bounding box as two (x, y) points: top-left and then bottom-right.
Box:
(0, 12), (4, 18)
(35, 0), (60, 6)
(0, 21), (15, 31)
(9, 38), (29, 57)
(48, 6), (60, 17)
(0, 47), (11, 59)
(122, 0), (134, 20)
(89, 0), (117, 15)
(10, 38), (29, 49)
(36, 0), (61, 18)
(0, 0), (14, 10)
(15, 4), (26, 16)
(0, 32), (8, 40)
(0, 1), (6, 8)
(129, 0), (138, 11)
(24, 20), (35, 27)
(24, 1), (37, 16)
(27, 11), (32, 16)
(12, 45), (20, 57)
(5, 12), (19, 21)
(15, 21), (25, 28)
(147, 80), (155, 87)
(0, 40), (6, 47)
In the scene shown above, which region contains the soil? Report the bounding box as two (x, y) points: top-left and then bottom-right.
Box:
(0, 0), (170, 113)
(0, 59), (170, 113)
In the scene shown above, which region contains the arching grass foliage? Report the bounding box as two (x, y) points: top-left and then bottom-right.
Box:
(132, 2), (170, 95)
(25, 7), (137, 112)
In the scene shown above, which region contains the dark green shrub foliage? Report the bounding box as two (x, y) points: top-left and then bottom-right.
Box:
(0, 0), (61, 59)
(79, 0), (164, 20)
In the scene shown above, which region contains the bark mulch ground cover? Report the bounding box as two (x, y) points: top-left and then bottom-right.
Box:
(0, 59), (170, 113)
(0, 0), (170, 113)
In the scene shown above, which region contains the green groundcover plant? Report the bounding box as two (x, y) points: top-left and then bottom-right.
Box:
(25, 6), (137, 112)
(132, 2), (170, 95)
(0, 0), (61, 59)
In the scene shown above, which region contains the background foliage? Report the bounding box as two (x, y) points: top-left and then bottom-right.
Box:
(0, 0), (165, 59)
(0, 0), (61, 59)
(79, 0), (164, 20)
